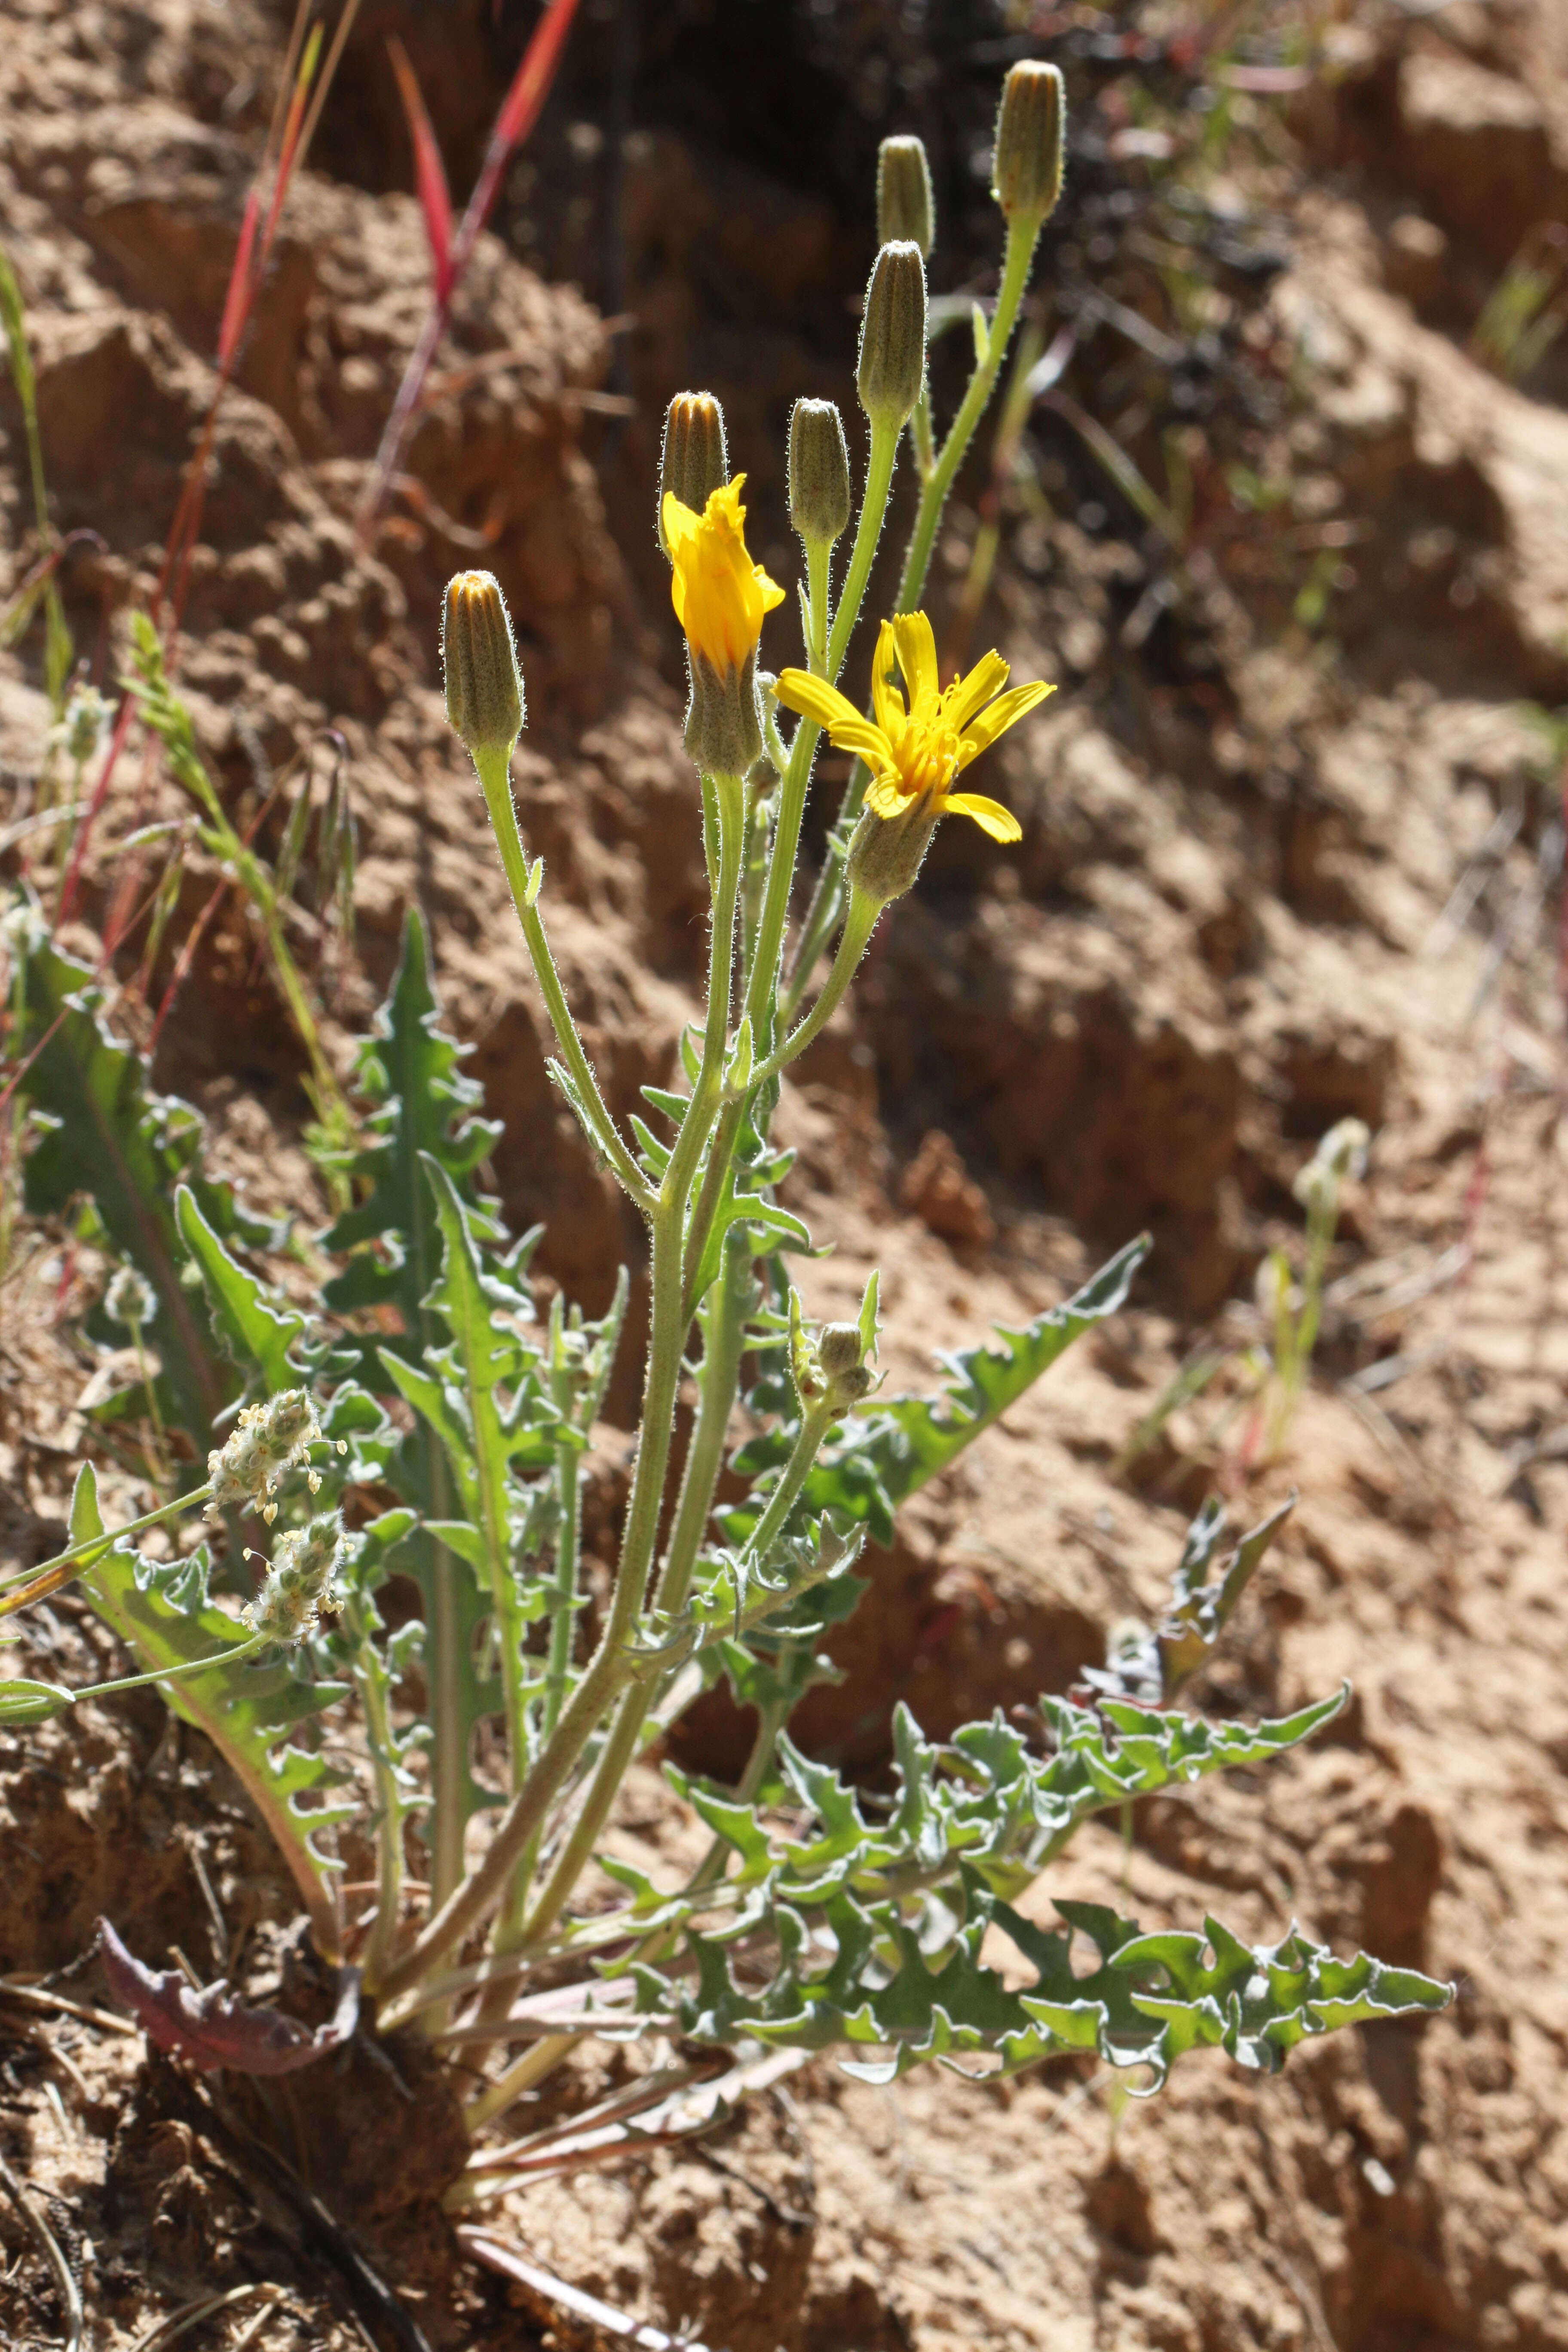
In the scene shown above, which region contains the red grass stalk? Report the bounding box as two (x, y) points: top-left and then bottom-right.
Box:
(356, 0), (582, 539)
(57, 0), (360, 928)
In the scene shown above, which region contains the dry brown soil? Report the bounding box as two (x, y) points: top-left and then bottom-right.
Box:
(3, 2), (1568, 2347)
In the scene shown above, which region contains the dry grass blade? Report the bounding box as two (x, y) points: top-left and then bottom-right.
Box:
(0, 2150), (83, 2352)
(458, 2230), (712, 2351)
(128, 2282), (287, 2352)
(0, 1978), (140, 2036)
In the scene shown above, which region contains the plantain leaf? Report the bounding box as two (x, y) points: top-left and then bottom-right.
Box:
(175, 1185), (307, 1395)
(320, 906), (500, 1373)
(81, 1512), (349, 1959)
(8, 903), (282, 1452)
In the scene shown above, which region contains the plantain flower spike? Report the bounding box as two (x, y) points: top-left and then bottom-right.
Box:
(663, 477), (785, 776)
(788, 398), (852, 551)
(877, 135), (934, 259)
(442, 570), (524, 757)
(992, 60), (1066, 229)
(207, 1388), (324, 1525)
(658, 392), (730, 556)
(775, 611), (1053, 909)
(243, 1512), (346, 1646)
(857, 241), (928, 433)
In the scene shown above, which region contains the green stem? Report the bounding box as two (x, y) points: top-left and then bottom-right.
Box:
(67, 1630), (269, 1706)
(676, 433), (901, 1311)
(825, 419), (900, 690)
(0, 1484), (215, 1608)
(472, 743), (655, 1216)
(352, 1612), (406, 1991)
(804, 539), (831, 680)
(686, 1670), (794, 1903)
(377, 774), (744, 2005)
(785, 218), (1040, 1011)
(735, 892), (878, 1102)
(516, 1227), (753, 1951)
(894, 220), (1039, 623)
(743, 421), (897, 1060)
(733, 1396), (836, 1576)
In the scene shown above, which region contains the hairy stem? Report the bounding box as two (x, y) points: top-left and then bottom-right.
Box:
(376, 773), (744, 2003)
(516, 1226), (753, 1950)
(785, 219), (1040, 1012)
(735, 891), (879, 1100)
(0, 1484), (215, 1612)
(472, 744), (654, 1214)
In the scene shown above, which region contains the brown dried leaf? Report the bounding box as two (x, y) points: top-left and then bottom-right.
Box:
(97, 1916), (358, 2075)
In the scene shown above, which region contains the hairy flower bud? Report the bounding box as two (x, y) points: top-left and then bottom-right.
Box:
(857, 242), (928, 433)
(876, 135), (934, 259)
(845, 800), (938, 912)
(817, 1322), (875, 1407)
(787, 398), (851, 548)
(105, 1264), (157, 1331)
(685, 651), (765, 777)
(992, 61), (1066, 228)
(442, 572), (524, 757)
(658, 392), (729, 555)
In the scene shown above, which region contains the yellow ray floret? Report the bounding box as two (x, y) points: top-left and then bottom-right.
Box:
(775, 612), (1053, 842)
(663, 478), (785, 676)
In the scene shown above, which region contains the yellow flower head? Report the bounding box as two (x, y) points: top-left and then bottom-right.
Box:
(775, 612), (1053, 843)
(662, 477), (785, 677)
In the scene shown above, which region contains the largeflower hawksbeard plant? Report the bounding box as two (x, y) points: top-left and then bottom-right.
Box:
(7, 54), (1449, 2248)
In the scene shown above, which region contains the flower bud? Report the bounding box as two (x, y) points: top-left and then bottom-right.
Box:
(105, 1264), (157, 1331)
(845, 800), (938, 912)
(857, 241), (928, 433)
(787, 398), (851, 549)
(685, 649), (764, 778)
(658, 392), (729, 555)
(442, 571), (524, 757)
(818, 1324), (863, 1378)
(876, 135), (934, 259)
(992, 61), (1066, 228)
(820, 1324), (874, 1410)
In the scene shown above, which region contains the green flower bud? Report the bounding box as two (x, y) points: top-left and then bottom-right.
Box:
(857, 241), (928, 433)
(845, 800), (938, 912)
(787, 398), (851, 548)
(876, 135), (934, 260)
(992, 61), (1066, 228)
(442, 571), (524, 757)
(818, 1324), (863, 1378)
(658, 391), (729, 554)
(685, 649), (764, 779)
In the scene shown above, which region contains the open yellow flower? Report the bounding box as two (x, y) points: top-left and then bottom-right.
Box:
(775, 612), (1053, 842)
(662, 477), (785, 676)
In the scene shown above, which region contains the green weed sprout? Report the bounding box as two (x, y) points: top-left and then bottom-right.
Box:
(1260, 1117), (1369, 1459)
(6, 62), (1448, 2226)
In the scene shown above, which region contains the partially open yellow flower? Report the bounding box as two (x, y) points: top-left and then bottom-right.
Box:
(662, 478), (785, 677)
(775, 612), (1052, 844)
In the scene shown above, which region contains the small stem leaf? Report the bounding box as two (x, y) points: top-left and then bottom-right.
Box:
(175, 1184), (308, 1394)
(0, 1679), (72, 1724)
